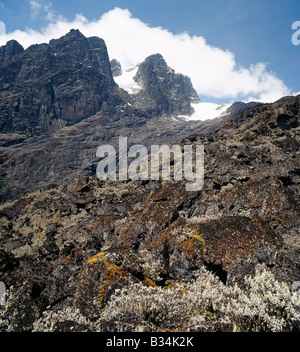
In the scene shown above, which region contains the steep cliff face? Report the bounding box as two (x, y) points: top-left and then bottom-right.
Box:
(0, 32), (203, 137)
(0, 30), (120, 135)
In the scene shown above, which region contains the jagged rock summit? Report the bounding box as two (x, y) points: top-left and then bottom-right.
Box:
(0, 40), (24, 63)
(0, 30), (202, 136)
(110, 59), (122, 77)
(131, 53), (200, 115)
(0, 29), (120, 135)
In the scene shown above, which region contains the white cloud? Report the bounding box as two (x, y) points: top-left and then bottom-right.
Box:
(29, 1), (57, 22)
(0, 21), (5, 36)
(30, 1), (42, 19)
(0, 7), (291, 103)
(43, 2), (59, 22)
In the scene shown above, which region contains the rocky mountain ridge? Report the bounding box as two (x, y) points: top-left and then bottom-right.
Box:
(0, 29), (121, 135)
(0, 30), (257, 202)
(0, 30), (201, 137)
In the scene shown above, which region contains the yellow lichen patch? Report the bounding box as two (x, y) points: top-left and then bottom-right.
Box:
(86, 251), (107, 265)
(143, 277), (157, 287)
(99, 261), (128, 308)
(177, 238), (199, 260)
(177, 227), (207, 260)
(85, 251), (129, 309)
(192, 233), (206, 248)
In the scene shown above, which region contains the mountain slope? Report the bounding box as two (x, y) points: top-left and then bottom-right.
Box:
(0, 94), (299, 332)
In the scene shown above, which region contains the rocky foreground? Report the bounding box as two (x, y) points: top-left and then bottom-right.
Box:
(0, 94), (299, 332)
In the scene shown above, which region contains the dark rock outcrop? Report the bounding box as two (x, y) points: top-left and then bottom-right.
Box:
(132, 54), (196, 116)
(110, 59), (122, 77)
(0, 29), (121, 135)
(0, 32), (201, 138)
(0, 40), (24, 62)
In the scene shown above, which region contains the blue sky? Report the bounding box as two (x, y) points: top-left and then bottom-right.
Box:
(0, 0), (299, 103)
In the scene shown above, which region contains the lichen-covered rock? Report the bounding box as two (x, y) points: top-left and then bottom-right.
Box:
(0, 94), (299, 331)
(137, 215), (282, 284)
(74, 251), (137, 319)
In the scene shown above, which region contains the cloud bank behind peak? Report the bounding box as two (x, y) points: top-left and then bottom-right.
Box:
(0, 7), (292, 103)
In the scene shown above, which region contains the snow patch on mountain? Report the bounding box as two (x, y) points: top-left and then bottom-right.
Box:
(114, 59), (232, 122)
(114, 67), (142, 94)
(179, 102), (231, 121)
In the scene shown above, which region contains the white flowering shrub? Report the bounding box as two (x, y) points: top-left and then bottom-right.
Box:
(28, 267), (300, 332)
(221, 269), (299, 332)
(102, 267), (300, 332)
(101, 283), (187, 327)
(138, 249), (165, 282)
(32, 307), (90, 332)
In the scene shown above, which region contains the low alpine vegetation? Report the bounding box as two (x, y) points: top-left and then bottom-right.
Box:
(102, 266), (300, 332)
